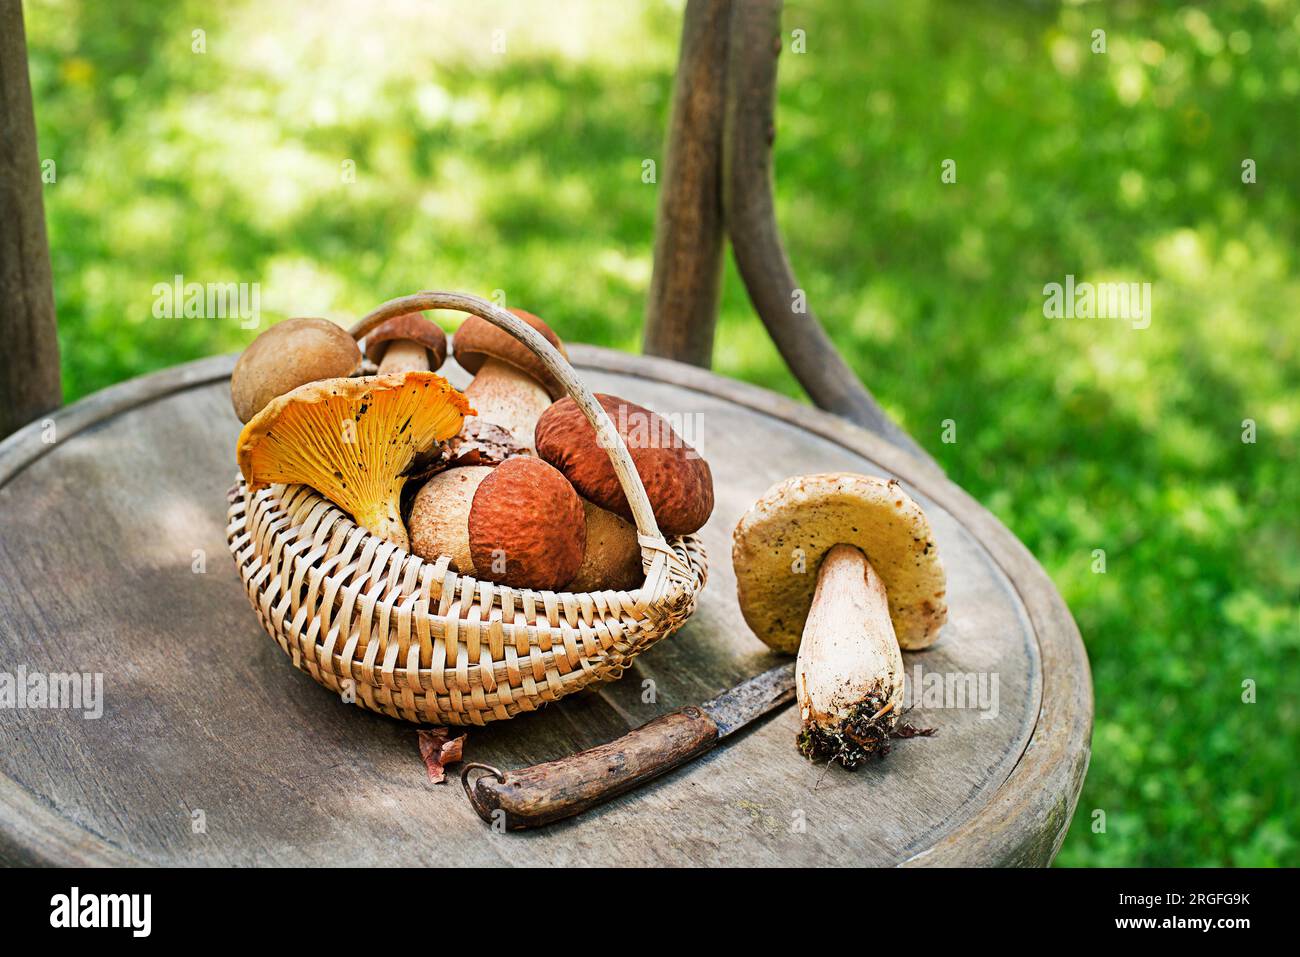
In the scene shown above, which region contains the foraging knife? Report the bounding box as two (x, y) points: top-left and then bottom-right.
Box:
(461, 662), (796, 830)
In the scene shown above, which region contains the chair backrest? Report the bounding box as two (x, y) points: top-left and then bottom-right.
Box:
(643, 0), (932, 464)
(0, 0), (62, 440)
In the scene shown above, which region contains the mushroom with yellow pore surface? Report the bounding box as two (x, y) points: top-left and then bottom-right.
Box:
(732, 473), (947, 767)
(237, 371), (472, 550)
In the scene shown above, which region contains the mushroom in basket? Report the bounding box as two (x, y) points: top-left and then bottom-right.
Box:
(237, 372), (472, 550)
(230, 317), (363, 424)
(408, 458), (585, 590)
(732, 473), (947, 767)
(364, 312), (448, 375)
(568, 500), (643, 593)
(453, 307), (566, 450)
(535, 393), (715, 591)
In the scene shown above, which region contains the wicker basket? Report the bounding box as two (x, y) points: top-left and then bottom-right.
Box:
(226, 292), (708, 726)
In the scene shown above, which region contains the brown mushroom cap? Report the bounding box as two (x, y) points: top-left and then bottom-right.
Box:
(467, 457), (585, 589)
(231, 317), (361, 423)
(731, 473), (948, 654)
(453, 308), (568, 399)
(364, 312), (448, 368)
(409, 466), (493, 574)
(534, 394), (714, 537)
(569, 500), (644, 593)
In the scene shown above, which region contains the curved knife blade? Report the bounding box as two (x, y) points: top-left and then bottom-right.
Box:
(700, 661), (797, 738)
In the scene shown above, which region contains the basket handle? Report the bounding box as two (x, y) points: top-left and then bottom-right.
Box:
(350, 292), (667, 550)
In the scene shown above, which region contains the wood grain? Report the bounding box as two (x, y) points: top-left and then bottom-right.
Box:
(0, 0), (61, 439)
(643, 0), (732, 367)
(0, 347), (1091, 866)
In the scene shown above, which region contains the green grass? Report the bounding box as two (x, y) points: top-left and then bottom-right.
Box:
(26, 0), (1298, 865)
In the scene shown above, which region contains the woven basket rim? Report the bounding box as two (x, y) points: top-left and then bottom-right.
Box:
(231, 477), (703, 611)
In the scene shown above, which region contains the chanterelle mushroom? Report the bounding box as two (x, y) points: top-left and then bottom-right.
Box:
(408, 457), (586, 590)
(732, 473), (947, 767)
(230, 317), (362, 423)
(534, 393), (714, 537)
(453, 307), (566, 448)
(364, 312), (448, 375)
(236, 372), (472, 550)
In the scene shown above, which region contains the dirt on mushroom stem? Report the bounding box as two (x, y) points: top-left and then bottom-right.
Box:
(797, 693), (935, 769)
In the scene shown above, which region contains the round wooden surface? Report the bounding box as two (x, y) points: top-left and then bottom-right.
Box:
(0, 347), (1091, 866)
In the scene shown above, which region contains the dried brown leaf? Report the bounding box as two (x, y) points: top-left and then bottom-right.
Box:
(417, 727), (467, 784)
(446, 420), (529, 467)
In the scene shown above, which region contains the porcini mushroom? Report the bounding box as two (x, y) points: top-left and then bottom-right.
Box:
(534, 393), (714, 537)
(230, 317), (362, 423)
(568, 500), (644, 592)
(732, 473), (947, 767)
(364, 312), (448, 374)
(408, 457), (585, 590)
(237, 372), (472, 549)
(453, 307), (567, 448)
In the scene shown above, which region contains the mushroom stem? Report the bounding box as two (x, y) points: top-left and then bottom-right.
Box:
(463, 357), (553, 449)
(795, 543), (904, 768)
(377, 339), (432, 375)
(353, 495), (411, 551)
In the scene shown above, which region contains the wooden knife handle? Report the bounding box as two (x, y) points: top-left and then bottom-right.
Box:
(462, 707), (721, 829)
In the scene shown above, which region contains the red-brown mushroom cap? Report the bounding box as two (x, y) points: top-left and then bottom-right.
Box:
(453, 308), (568, 399)
(364, 312), (448, 368)
(467, 457), (586, 589)
(534, 393), (714, 537)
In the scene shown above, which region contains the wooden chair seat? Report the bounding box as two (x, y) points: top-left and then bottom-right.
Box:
(0, 348), (1090, 866)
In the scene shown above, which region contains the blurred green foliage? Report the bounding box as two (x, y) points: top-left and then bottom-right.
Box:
(26, 0), (1298, 865)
